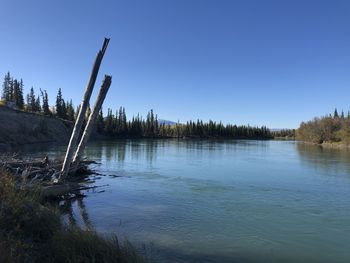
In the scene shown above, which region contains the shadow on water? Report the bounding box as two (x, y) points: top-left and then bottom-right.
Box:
(58, 196), (294, 263)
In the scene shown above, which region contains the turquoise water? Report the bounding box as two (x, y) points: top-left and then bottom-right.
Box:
(28, 140), (350, 262)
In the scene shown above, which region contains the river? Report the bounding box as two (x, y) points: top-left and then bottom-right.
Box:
(24, 139), (350, 262)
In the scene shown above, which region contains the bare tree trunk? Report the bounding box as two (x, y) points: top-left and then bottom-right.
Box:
(70, 75), (112, 173)
(60, 38), (110, 180)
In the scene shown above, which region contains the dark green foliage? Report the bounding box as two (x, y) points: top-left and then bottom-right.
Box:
(2, 72), (75, 120)
(41, 89), (51, 115)
(104, 108), (115, 136)
(36, 95), (41, 112)
(26, 86), (36, 111)
(98, 107), (272, 139)
(333, 108), (339, 118)
(66, 99), (75, 121)
(272, 129), (295, 138)
(56, 88), (68, 119)
(297, 110), (350, 144)
(19, 79), (25, 109)
(1, 72), (12, 101)
(14, 79), (24, 109)
(1, 72), (272, 140)
(1, 72), (24, 109)
(96, 108), (105, 133)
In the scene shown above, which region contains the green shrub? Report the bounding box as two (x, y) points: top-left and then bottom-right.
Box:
(297, 114), (350, 144)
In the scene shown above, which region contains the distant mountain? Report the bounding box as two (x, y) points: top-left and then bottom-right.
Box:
(158, 119), (177, 126)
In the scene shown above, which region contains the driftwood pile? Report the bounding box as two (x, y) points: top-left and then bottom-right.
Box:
(1, 38), (112, 198)
(1, 155), (99, 198)
(2, 155), (94, 182)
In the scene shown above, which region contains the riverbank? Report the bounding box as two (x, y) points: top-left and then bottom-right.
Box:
(273, 136), (295, 141)
(0, 169), (145, 263)
(0, 106), (274, 150)
(0, 106), (72, 151)
(315, 141), (350, 149)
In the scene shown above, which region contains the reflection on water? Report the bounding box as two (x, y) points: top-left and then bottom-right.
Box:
(23, 140), (350, 262)
(60, 197), (92, 230)
(297, 143), (350, 176)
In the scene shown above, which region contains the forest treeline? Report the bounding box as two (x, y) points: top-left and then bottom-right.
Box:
(1, 72), (75, 120)
(1, 72), (272, 139)
(99, 108), (272, 139)
(271, 129), (295, 138)
(297, 109), (350, 144)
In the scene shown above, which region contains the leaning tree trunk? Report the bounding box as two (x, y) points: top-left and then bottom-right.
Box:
(60, 38), (110, 181)
(70, 75), (112, 174)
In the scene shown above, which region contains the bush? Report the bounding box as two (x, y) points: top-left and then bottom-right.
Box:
(297, 114), (350, 144)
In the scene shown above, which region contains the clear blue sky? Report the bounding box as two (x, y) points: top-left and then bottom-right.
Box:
(0, 0), (349, 128)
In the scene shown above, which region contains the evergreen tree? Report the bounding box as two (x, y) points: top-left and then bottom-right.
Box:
(104, 108), (114, 136)
(8, 77), (14, 101)
(56, 88), (62, 117)
(12, 79), (24, 109)
(27, 87), (36, 111)
(12, 80), (19, 107)
(55, 88), (67, 119)
(334, 108), (339, 118)
(66, 99), (75, 121)
(1, 72), (11, 101)
(96, 108), (104, 133)
(41, 89), (50, 115)
(17, 79), (24, 109)
(61, 99), (67, 119)
(35, 95), (41, 112)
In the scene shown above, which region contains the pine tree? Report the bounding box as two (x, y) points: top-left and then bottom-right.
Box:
(8, 77), (14, 101)
(35, 95), (41, 112)
(66, 100), (75, 121)
(13, 79), (24, 109)
(12, 80), (19, 106)
(27, 87), (36, 111)
(61, 99), (67, 119)
(17, 79), (24, 109)
(41, 89), (50, 115)
(56, 88), (62, 117)
(96, 108), (104, 133)
(121, 107), (127, 136)
(1, 72), (12, 101)
(334, 108), (339, 118)
(55, 88), (67, 119)
(104, 108), (114, 135)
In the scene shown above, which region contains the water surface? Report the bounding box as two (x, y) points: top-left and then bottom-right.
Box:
(26, 140), (350, 262)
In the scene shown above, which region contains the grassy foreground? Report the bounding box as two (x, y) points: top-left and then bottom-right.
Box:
(0, 170), (145, 263)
